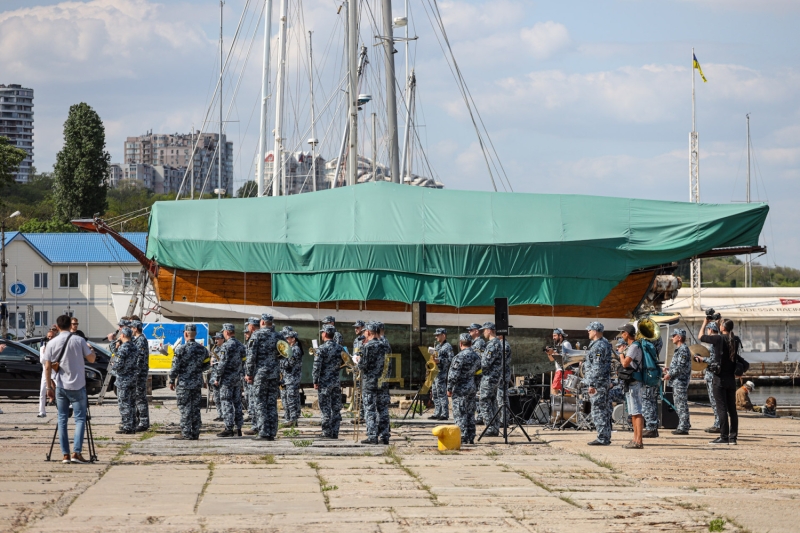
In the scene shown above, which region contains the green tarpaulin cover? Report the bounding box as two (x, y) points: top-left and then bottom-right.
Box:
(146, 182), (768, 307)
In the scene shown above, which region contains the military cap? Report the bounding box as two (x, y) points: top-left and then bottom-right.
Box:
(322, 315), (336, 324)
(320, 324), (337, 336)
(118, 319), (130, 327)
(213, 332), (224, 340)
(615, 338), (627, 347)
(672, 328), (687, 339)
(553, 328), (567, 336)
(120, 327), (133, 338)
(247, 317), (260, 326)
(261, 313), (274, 323)
(586, 321), (604, 333)
(354, 320), (366, 328)
(706, 322), (719, 332)
(479, 321), (496, 331)
(365, 322), (380, 333)
(435, 327), (447, 335)
(222, 323), (235, 332)
(284, 330), (298, 339)
(281, 326), (294, 334)
(459, 333), (472, 344)
(375, 321), (385, 330)
(185, 324), (197, 332)
(130, 320), (143, 330)
(466, 323), (482, 331)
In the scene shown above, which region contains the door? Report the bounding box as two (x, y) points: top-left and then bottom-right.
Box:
(0, 341), (43, 396)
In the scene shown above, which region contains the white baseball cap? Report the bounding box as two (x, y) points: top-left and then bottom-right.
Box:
(745, 381), (755, 390)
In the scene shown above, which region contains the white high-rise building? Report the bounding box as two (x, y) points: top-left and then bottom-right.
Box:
(0, 84), (34, 183)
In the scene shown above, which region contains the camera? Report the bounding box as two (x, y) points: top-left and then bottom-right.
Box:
(542, 346), (555, 354)
(705, 308), (721, 321)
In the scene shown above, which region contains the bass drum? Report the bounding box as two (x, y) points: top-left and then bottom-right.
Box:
(550, 395), (578, 426)
(612, 404), (627, 424)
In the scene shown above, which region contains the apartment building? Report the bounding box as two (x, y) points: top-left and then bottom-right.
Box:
(0, 84), (34, 183)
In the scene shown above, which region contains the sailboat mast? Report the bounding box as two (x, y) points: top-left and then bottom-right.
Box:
(346, 0), (359, 186)
(745, 113), (752, 287)
(256, 0), (273, 197)
(218, 0), (224, 199)
(400, 70), (415, 183)
(272, 0), (289, 196)
(689, 46), (701, 309)
(309, 31), (318, 192)
(381, 0), (401, 183)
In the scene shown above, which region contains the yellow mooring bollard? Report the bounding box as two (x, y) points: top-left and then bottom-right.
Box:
(432, 425), (461, 451)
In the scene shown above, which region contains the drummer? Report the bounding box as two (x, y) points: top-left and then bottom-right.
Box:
(545, 328), (573, 393)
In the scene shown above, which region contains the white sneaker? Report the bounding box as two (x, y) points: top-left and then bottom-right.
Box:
(0, 408), (4, 414)
(37, 413), (47, 418)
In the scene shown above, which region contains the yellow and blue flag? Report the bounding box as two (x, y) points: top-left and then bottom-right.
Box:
(693, 53), (708, 83)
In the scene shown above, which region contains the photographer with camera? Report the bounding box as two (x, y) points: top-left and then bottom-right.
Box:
(545, 328), (572, 393)
(697, 309), (742, 445)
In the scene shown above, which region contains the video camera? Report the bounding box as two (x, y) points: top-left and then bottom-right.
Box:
(705, 308), (721, 321)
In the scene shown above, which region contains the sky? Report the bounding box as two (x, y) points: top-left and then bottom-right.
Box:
(1, 0), (799, 269)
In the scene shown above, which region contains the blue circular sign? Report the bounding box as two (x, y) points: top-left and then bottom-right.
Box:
(9, 282), (27, 297)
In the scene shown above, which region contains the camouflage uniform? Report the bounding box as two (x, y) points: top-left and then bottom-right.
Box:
(448, 339), (482, 443)
(313, 338), (343, 438)
(582, 333), (613, 444)
(479, 336), (503, 435)
(353, 333), (366, 422)
(209, 343), (223, 418)
(470, 332), (487, 421)
(213, 336), (245, 432)
(378, 333), (392, 442)
(668, 342), (692, 432)
(246, 327), (282, 439)
(494, 338), (512, 427)
(702, 342), (720, 429)
(280, 342), (303, 422)
(360, 337), (386, 442)
(643, 337), (664, 431)
(169, 339), (208, 439)
(114, 340), (139, 432)
(432, 340), (454, 419)
(133, 332), (150, 430)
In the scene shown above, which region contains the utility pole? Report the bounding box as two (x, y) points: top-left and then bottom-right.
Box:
(256, 0), (274, 196)
(689, 47), (701, 310)
(381, 0), (400, 183)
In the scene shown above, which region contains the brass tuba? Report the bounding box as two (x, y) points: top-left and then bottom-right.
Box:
(635, 317), (661, 343)
(277, 339), (290, 358)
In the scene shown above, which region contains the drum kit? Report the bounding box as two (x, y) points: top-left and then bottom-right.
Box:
(546, 348), (594, 430)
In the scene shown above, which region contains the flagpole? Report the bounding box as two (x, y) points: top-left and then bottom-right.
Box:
(692, 47), (696, 134)
(690, 47), (701, 310)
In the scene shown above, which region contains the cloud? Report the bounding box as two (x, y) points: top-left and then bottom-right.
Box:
(0, 0), (210, 83)
(520, 21), (571, 60)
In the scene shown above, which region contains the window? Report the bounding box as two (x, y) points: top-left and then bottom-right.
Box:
(59, 272), (79, 288)
(34, 311), (49, 327)
(0, 341), (31, 361)
(123, 272), (140, 289)
(34, 272), (48, 289)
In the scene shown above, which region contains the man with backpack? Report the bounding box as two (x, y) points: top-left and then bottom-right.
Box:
(617, 323), (662, 449)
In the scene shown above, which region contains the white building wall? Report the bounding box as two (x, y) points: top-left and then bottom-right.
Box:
(2, 238), (139, 339)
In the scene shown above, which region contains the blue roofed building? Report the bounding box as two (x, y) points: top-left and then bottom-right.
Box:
(1, 232), (147, 339)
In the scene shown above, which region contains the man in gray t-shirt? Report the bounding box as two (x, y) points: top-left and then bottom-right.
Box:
(44, 315), (96, 464)
(618, 324), (644, 449)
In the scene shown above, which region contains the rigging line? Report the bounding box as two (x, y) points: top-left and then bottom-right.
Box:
(105, 206), (152, 224)
(419, 0), (499, 192)
(176, 0), (256, 199)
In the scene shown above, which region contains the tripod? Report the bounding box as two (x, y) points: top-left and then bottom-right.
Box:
(403, 382), (429, 420)
(46, 404), (98, 463)
(478, 336), (531, 444)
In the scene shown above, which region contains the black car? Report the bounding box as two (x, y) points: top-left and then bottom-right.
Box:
(0, 339), (103, 398)
(19, 337), (166, 393)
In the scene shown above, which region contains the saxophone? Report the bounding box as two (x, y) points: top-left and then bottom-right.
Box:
(376, 350), (392, 388)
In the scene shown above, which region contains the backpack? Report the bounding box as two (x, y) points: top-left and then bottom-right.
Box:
(633, 339), (661, 388)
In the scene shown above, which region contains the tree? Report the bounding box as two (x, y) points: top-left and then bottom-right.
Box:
(52, 103), (111, 223)
(237, 180), (257, 198)
(0, 136), (27, 190)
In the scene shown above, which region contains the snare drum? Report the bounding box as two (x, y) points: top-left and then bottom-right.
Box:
(563, 374), (582, 394)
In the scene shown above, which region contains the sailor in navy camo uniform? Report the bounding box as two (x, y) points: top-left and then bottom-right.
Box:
(114, 327), (138, 434)
(322, 316), (344, 346)
(108, 318), (130, 378)
(665, 328), (692, 434)
(478, 322), (503, 436)
(642, 336), (664, 437)
(213, 324), (244, 437)
(467, 323), (486, 422)
(242, 319), (257, 422)
(448, 333), (482, 444)
(130, 320), (150, 431)
(169, 324), (208, 440)
(209, 332), (224, 420)
(583, 321), (613, 446)
(352, 320), (366, 423)
(429, 328), (454, 420)
(376, 322), (392, 443)
(281, 330), (303, 424)
(246, 314), (282, 440)
(359, 322), (386, 444)
(313, 324), (343, 439)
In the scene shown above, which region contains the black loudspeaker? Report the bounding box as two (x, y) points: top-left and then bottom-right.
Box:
(660, 389), (680, 429)
(412, 301), (427, 332)
(508, 394), (536, 421)
(494, 297), (509, 335)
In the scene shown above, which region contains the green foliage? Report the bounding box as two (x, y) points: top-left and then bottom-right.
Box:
(53, 103), (111, 223)
(0, 136), (27, 191)
(708, 518), (726, 532)
(676, 257), (800, 288)
(237, 180), (257, 198)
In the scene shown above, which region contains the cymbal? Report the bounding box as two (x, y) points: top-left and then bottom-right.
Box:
(689, 344), (709, 372)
